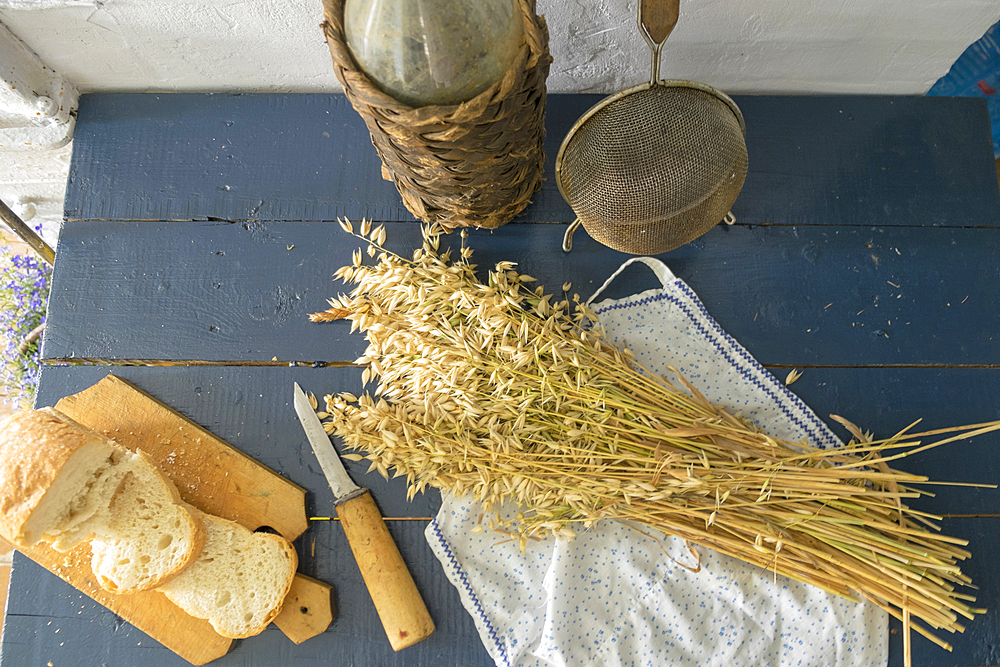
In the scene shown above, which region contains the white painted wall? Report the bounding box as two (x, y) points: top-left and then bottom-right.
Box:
(0, 0), (996, 241)
(2, 0), (995, 95)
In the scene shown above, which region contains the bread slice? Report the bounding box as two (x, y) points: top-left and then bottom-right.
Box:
(158, 512), (298, 638)
(89, 449), (207, 593)
(0, 408), (206, 593)
(0, 407), (127, 550)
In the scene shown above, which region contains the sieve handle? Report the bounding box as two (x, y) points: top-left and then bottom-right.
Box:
(639, 0), (680, 83)
(641, 0), (679, 44)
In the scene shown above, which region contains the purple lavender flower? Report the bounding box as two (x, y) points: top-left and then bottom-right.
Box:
(2, 226), (52, 408)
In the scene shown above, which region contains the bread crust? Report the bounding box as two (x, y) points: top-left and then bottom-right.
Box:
(160, 511), (299, 638)
(154, 503), (208, 590)
(0, 408), (111, 546)
(243, 532), (299, 637)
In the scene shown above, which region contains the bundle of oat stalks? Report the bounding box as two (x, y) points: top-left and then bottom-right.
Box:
(313, 221), (999, 656)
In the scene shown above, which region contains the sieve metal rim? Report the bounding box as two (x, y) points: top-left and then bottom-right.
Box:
(553, 78), (747, 209)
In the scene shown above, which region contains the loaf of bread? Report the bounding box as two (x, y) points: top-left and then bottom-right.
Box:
(0, 407), (127, 550)
(158, 511), (298, 638)
(0, 407), (299, 638)
(0, 408), (206, 592)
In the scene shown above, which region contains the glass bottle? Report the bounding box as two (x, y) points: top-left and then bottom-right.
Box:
(343, 0), (523, 107)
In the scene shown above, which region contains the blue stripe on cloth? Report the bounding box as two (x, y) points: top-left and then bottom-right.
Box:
(593, 281), (841, 450)
(428, 517), (512, 667)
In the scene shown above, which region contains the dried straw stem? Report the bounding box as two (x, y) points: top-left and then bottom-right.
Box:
(315, 221), (999, 652)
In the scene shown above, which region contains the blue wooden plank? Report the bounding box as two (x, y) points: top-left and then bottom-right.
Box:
(63, 94), (1000, 229)
(788, 368), (1000, 516)
(15, 365), (1000, 666)
(33, 364), (999, 518)
(31, 365), (442, 519)
(733, 95), (1000, 228)
(62, 92), (584, 224)
(7, 514), (996, 667)
(31, 364), (999, 520)
(886, 518), (1000, 667)
(4, 522), (492, 667)
(42, 220), (1000, 367)
(9, 364), (490, 665)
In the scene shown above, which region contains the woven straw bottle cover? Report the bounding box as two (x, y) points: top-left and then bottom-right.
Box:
(323, 0), (552, 230)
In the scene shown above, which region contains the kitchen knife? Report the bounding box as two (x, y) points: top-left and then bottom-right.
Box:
(293, 382), (435, 651)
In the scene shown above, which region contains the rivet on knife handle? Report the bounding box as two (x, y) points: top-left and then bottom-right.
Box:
(293, 383), (434, 650)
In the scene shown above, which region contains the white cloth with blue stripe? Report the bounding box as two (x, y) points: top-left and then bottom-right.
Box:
(426, 257), (888, 667)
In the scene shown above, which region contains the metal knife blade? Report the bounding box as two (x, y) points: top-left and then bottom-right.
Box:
(293, 382), (362, 501)
(292, 384), (435, 650)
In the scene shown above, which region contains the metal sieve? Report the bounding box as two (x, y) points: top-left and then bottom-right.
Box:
(555, 0), (748, 255)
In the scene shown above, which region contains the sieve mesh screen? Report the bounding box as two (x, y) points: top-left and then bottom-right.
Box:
(557, 84), (748, 255)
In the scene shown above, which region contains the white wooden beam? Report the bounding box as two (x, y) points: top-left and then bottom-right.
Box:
(0, 20), (78, 150)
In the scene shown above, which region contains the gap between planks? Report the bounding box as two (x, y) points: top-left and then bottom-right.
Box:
(38, 358), (1000, 521)
(313, 515), (1000, 520)
(60, 218), (1000, 231)
(310, 517), (433, 521)
(40, 358), (355, 368)
(41, 359), (1000, 370)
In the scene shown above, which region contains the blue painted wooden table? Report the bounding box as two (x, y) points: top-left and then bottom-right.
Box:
(3, 92), (1000, 666)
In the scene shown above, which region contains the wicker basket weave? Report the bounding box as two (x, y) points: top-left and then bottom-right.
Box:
(322, 0), (552, 229)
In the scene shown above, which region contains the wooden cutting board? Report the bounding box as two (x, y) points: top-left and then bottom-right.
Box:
(13, 374), (334, 665)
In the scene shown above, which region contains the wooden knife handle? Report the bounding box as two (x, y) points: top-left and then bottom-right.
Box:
(336, 490), (435, 651)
